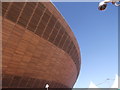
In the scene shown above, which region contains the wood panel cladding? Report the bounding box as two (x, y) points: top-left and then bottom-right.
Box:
(2, 19), (78, 87)
(2, 2), (81, 88)
(2, 3), (80, 71)
(3, 74), (68, 88)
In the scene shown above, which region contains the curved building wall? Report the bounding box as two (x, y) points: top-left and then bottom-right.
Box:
(2, 2), (81, 88)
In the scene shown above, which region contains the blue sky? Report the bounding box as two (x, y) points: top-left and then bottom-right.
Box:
(53, 2), (118, 88)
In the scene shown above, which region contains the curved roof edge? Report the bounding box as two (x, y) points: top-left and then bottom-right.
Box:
(42, 2), (81, 59)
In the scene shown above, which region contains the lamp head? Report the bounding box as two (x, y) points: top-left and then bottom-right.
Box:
(98, 1), (107, 11)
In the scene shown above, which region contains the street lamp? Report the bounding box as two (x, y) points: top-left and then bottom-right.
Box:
(98, 0), (120, 11)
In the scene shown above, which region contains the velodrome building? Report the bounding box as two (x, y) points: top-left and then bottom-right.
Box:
(2, 2), (81, 88)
